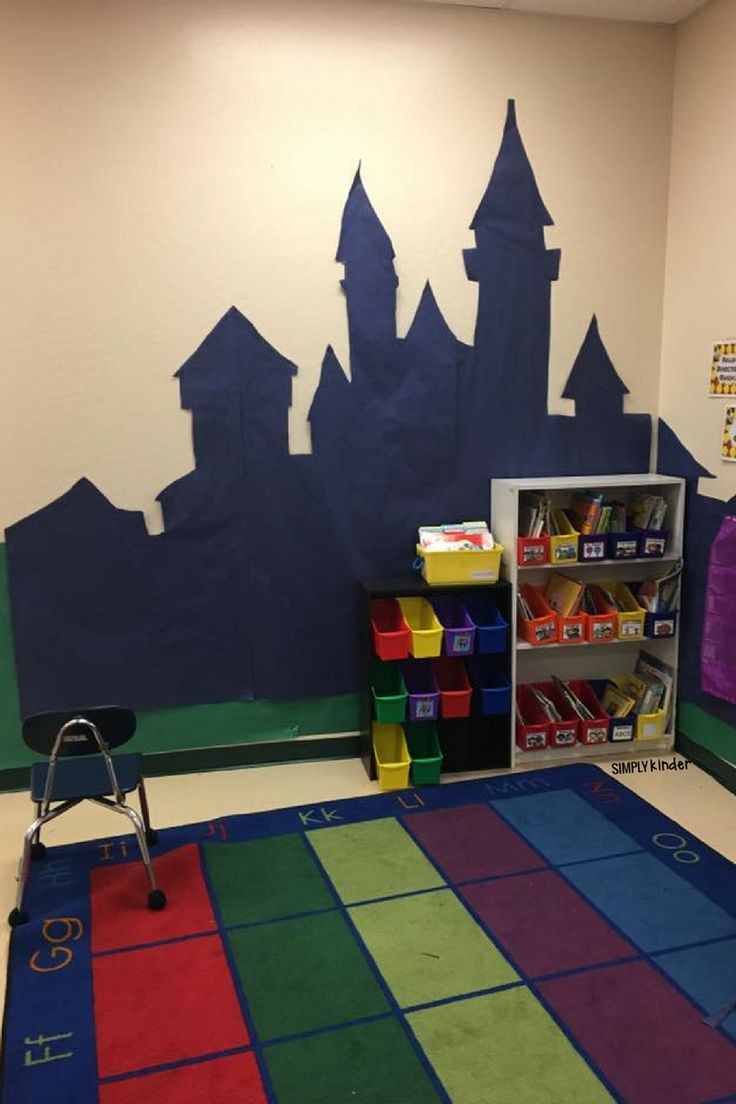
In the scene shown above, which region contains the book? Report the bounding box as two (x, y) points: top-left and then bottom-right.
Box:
(571, 491), (603, 535)
(601, 682), (636, 717)
(634, 650), (675, 729)
(544, 573), (584, 617)
(551, 677), (595, 720)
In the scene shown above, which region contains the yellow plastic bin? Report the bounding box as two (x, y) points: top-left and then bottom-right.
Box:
(608, 581), (646, 641)
(635, 708), (667, 741)
(372, 723), (411, 790)
(548, 511), (579, 565)
(415, 544), (503, 585)
(398, 597), (444, 658)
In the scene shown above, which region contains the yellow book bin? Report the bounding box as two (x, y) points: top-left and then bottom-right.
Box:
(416, 544), (503, 585)
(372, 723), (411, 790)
(608, 582), (646, 641)
(549, 510), (579, 565)
(398, 598), (444, 658)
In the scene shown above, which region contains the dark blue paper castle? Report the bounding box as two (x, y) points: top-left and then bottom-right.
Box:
(8, 99), (692, 718)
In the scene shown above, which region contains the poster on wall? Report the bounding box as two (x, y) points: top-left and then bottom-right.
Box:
(709, 341), (736, 396)
(722, 406), (736, 461)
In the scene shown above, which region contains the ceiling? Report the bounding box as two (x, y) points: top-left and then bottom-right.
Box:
(411, 0), (709, 24)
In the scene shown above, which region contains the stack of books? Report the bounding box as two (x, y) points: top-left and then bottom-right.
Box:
(600, 650), (674, 723)
(630, 493), (668, 531)
(636, 560), (682, 614)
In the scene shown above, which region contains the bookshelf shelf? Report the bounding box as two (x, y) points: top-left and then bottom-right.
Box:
(516, 635), (673, 652)
(518, 553), (682, 571)
(491, 474), (684, 769)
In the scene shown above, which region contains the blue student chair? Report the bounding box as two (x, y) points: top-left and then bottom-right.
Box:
(8, 706), (166, 928)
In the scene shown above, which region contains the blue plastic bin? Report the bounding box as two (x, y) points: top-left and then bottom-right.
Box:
(463, 594), (508, 655)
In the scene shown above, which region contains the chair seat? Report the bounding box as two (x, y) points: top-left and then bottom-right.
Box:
(31, 753), (143, 803)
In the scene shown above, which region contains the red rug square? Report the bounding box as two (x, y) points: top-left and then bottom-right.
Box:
(539, 959), (736, 1104)
(94, 933), (249, 1078)
(99, 1052), (267, 1104)
(461, 869), (634, 977)
(91, 843), (217, 953)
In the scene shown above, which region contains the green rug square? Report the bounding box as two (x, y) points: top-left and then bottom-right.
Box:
(408, 989), (614, 1104)
(264, 1017), (442, 1104)
(307, 818), (444, 903)
(203, 835), (334, 925)
(227, 910), (390, 1040)
(350, 888), (518, 1007)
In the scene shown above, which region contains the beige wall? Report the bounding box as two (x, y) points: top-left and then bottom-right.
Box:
(659, 0), (736, 501)
(0, 0), (674, 533)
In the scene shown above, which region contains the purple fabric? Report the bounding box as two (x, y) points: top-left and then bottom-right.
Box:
(702, 515), (736, 704)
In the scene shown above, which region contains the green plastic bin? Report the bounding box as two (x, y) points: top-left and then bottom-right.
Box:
(371, 658), (407, 723)
(404, 722), (443, 786)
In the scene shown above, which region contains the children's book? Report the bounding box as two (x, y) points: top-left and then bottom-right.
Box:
(544, 573), (584, 617)
(601, 682), (636, 717)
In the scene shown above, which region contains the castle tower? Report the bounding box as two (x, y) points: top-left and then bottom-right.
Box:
(336, 165), (399, 396)
(561, 315), (628, 420)
(463, 100), (560, 453)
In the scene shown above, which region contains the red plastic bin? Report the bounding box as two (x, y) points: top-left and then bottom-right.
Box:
(534, 682), (578, 748)
(518, 585), (558, 646)
(566, 680), (609, 745)
(517, 535), (549, 566)
(516, 685), (549, 751)
(432, 657), (472, 718)
(584, 586), (618, 644)
(370, 598), (411, 660)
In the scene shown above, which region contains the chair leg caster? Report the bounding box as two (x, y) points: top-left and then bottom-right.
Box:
(31, 841), (47, 861)
(8, 908), (29, 928)
(145, 828), (158, 847)
(147, 889), (166, 911)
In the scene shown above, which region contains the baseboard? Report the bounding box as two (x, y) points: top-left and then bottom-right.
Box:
(0, 732), (361, 793)
(676, 730), (736, 797)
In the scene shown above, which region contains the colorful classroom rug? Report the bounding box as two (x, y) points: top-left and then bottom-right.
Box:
(4, 763), (736, 1104)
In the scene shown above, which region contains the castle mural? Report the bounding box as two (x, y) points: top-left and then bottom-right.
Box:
(6, 100), (732, 732)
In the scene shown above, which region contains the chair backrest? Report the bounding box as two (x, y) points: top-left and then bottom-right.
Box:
(22, 707), (136, 758)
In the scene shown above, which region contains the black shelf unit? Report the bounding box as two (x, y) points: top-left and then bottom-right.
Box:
(360, 577), (513, 781)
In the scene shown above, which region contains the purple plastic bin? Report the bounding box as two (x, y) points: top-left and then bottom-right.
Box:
(401, 660), (440, 722)
(430, 596), (477, 657)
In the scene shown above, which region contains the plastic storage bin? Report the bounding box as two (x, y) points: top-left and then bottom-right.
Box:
(370, 598), (411, 661)
(635, 527), (668, 558)
(549, 511), (579, 565)
(398, 597), (444, 658)
(405, 723), (443, 785)
(432, 657), (472, 718)
(517, 534), (549, 566)
(645, 611), (678, 638)
(607, 530), (640, 560)
(372, 723), (410, 790)
(566, 680), (609, 744)
(430, 596), (476, 656)
(578, 533), (608, 562)
(590, 679), (634, 742)
(463, 594), (508, 654)
(608, 581), (646, 640)
(584, 586), (618, 644)
(515, 685), (549, 751)
(533, 682), (578, 748)
(370, 658), (407, 723)
(401, 660), (440, 721)
(468, 657), (512, 716)
(518, 585), (558, 646)
(416, 543), (503, 585)
(558, 608), (586, 644)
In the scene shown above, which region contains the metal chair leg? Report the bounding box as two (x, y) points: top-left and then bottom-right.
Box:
(137, 778), (157, 846)
(90, 799), (166, 911)
(31, 801), (46, 861)
(9, 802), (77, 927)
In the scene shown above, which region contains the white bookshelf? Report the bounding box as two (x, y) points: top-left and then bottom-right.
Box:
(490, 474), (684, 769)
